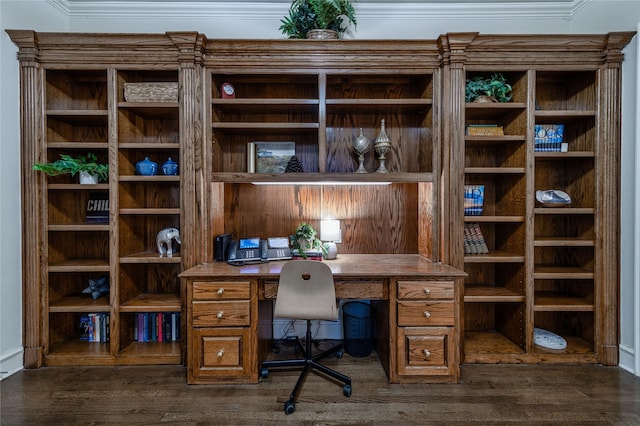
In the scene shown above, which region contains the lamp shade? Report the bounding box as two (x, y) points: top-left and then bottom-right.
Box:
(321, 219), (341, 242)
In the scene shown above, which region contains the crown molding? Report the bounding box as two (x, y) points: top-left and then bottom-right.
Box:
(46, 0), (592, 20)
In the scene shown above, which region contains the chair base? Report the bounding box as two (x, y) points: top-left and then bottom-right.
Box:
(261, 320), (352, 415)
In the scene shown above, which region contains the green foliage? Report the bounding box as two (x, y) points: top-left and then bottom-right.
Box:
(280, 0), (357, 39)
(33, 152), (109, 182)
(465, 73), (513, 103)
(292, 222), (327, 257)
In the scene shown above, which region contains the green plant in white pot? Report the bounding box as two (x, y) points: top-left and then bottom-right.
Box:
(465, 73), (513, 103)
(292, 222), (327, 257)
(33, 153), (109, 184)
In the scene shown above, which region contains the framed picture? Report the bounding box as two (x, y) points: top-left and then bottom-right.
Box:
(247, 142), (296, 173)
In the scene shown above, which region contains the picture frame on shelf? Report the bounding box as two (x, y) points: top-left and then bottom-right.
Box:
(248, 141), (296, 173)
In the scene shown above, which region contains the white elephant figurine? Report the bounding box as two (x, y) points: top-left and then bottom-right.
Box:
(157, 227), (181, 257)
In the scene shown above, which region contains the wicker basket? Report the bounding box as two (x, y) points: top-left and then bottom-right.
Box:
(124, 82), (178, 102)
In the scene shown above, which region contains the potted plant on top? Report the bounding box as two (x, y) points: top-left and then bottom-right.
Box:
(465, 73), (513, 103)
(280, 0), (357, 40)
(33, 152), (109, 184)
(291, 222), (327, 258)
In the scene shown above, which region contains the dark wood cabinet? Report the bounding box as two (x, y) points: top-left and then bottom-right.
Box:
(8, 30), (633, 369)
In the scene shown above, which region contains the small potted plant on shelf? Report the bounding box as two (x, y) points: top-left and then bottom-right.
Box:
(33, 152), (109, 184)
(280, 0), (357, 39)
(465, 73), (513, 103)
(291, 222), (327, 258)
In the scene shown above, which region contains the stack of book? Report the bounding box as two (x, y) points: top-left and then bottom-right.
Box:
(466, 124), (504, 136)
(291, 249), (323, 261)
(79, 313), (110, 342)
(534, 124), (566, 152)
(463, 223), (489, 254)
(133, 312), (181, 342)
(464, 184), (485, 216)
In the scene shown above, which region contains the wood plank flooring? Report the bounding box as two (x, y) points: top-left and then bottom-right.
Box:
(2, 350), (639, 425)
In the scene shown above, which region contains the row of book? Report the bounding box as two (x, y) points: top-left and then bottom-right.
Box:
(466, 123), (568, 153)
(464, 184), (485, 216)
(463, 222), (489, 254)
(133, 312), (181, 342)
(80, 313), (110, 342)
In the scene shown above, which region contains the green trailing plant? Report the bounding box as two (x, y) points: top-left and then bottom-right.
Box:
(33, 152), (109, 182)
(280, 0), (357, 39)
(291, 221), (327, 257)
(465, 73), (513, 103)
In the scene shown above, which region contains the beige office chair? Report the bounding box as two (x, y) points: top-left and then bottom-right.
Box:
(260, 260), (351, 415)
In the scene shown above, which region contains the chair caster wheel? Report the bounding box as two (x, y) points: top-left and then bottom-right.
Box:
(343, 384), (352, 397)
(335, 350), (344, 359)
(260, 367), (269, 379)
(284, 400), (295, 415)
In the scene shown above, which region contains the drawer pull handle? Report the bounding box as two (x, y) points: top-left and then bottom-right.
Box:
(423, 349), (431, 358)
(424, 288), (431, 295)
(217, 311), (224, 319)
(423, 311), (431, 319)
(217, 288), (224, 296)
(217, 349), (224, 358)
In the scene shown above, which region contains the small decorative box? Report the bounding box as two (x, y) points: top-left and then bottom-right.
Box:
(124, 82), (178, 102)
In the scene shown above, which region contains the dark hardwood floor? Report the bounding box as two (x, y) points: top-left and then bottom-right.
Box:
(2, 349), (639, 425)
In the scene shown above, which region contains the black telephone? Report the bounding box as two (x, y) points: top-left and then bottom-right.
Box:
(227, 236), (292, 265)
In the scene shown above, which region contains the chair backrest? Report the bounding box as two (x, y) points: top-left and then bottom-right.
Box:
(274, 260), (338, 321)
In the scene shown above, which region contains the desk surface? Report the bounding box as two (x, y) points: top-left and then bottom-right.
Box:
(180, 254), (466, 279)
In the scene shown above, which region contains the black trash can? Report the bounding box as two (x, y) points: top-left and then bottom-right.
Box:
(342, 301), (373, 357)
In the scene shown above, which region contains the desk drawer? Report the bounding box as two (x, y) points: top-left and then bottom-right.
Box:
(397, 301), (454, 326)
(190, 327), (253, 383)
(193, 281), (251, 300)
(192, 301), (250, 327)
(263, 279), (385, 300)
(397, 327), (455, 377)
(397, 281), (454, 300)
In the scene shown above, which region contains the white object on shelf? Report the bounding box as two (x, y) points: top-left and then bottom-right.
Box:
(534, 327), (567, 351)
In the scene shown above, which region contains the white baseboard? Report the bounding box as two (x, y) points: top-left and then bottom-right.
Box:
(0, 346), (24, 380)
(618, 343), (637, 376)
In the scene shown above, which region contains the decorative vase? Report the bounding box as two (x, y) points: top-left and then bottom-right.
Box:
(79, 171), (99, 184)
(306, 29), (339, 40)
(352, 128), (370, 173)
(135, 157), (158, 176)
(162, 157), (178, 175)
(373, 119), (391, 173)
(297, 238), (313, 251)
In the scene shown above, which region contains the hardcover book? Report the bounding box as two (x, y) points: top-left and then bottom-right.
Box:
(85, 192), (109, 224)
(463, 185), (485, 216)
(466, 124), (504, 136)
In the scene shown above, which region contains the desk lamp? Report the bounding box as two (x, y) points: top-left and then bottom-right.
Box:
(321, 219), (341, 260)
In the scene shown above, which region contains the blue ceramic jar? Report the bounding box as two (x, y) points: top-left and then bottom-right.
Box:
(135, 157), (158, 176)
(162, 157), (179, 175)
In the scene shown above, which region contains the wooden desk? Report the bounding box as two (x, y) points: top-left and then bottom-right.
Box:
(181, 254), (466, 385)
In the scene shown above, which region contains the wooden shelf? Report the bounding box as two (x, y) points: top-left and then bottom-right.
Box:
(119, 208), (180, 215)
(464, 331), (525, 356)
(465, 135), (525, 145)
(120, 293), (181, 312)
(533, 265), (594, 280)
(120, 252), (181, 263)
(117, 341), (181, 364)
(46, 339), (112, 366)
(464, 216), (525, 223)
(118, 143), (180, 149)
(465, 167), (525, 174)
(47, 142), (110, 150)
(210, 172), (434, 183)
(534, 207), (594, 215)
(534, 237), (594, 247)
(535, 151), (595, 159)
(534, 292), (594, 311)
(464, 102), (527, 120)
(48, 223), (109, 231)
(48, 259), (110, 272)
(49, 296), (110, 313)
(464, 251), (525, 263)
(464, 286), (525, 303)
(535, 110), (596, 122)
(48, 183), (109, 190)
(119, 175), (180, 182)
